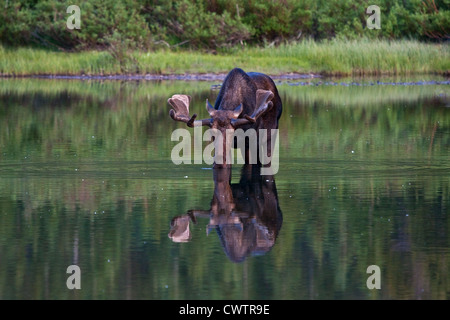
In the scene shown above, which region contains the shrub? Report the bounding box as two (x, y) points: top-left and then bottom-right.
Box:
(0, 0), (447, 51)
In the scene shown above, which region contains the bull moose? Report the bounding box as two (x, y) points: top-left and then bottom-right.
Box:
(168, 68), (282, 169)
(168, 164), (283, 263)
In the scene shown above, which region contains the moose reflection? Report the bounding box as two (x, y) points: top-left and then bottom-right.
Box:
(169, 164), (282, 263)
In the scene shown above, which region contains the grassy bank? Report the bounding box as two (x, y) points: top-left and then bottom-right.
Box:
(0, 39), (448, 77)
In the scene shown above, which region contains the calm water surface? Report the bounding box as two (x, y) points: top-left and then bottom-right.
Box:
(0, 77), (448, 299)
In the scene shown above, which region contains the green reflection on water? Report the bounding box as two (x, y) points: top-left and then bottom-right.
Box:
(0, 78), (448, 299)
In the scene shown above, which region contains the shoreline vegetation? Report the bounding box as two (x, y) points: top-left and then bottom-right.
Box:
(1, 40), (449, 78)
(2, 0), (448, 78)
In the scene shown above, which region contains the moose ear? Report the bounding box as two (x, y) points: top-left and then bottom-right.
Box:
(232, 104), (243, 119)
(206, 99), (216, 117)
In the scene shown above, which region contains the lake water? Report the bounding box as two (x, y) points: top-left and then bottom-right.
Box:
(0, 77), (448, 300)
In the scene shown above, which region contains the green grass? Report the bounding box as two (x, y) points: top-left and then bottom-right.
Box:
(0, 39), (448, 76)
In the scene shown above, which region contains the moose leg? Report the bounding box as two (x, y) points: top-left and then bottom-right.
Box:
(237, 138), (251, 164)
(258, 125), (278, 168)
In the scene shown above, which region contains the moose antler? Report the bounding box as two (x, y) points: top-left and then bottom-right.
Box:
(244, 89), (274, 123)
(168, 94), (212, 127)
(231, 89), (274, 128)
(168, 94), (197, 127)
